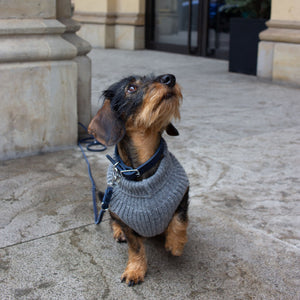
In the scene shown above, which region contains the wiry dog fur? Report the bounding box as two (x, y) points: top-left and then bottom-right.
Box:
(88, 74), (189, 286)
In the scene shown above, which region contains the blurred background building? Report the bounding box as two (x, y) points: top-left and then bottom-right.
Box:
(73, 0), (300, 85)
(0, 0), (299, 160)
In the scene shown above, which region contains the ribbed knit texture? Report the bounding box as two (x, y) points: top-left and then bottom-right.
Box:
(107, 139), (189, 237)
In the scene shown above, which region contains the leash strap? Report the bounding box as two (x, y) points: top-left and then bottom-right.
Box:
(78, 122), (165, 224)
(96, 186), (113, 223)
(98, 139), (164, 222)
(78, 122), (108, 224)
(78, 140), (106, 224)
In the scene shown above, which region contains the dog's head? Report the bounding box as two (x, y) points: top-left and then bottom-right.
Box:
(88, 74), (183, 146)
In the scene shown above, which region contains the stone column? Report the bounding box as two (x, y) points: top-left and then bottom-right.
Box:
(257, 0), (300, 86)
(72, 0), (116, 48)
(57, 0), (92, 136)
(0, 0), (77, 160)
(72, 0), (145, 50)
(115, 0), (145, 50)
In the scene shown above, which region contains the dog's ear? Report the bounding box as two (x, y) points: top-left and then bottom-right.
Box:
(165, 123), (179, 136)
(88, 100), (125, 146)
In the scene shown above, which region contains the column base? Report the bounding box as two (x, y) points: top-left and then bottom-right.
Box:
(0, 61), (77, 160)
(257, 20), (300, 86)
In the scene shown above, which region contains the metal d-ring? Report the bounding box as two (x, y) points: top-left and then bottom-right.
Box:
(120, 168), (141, 177)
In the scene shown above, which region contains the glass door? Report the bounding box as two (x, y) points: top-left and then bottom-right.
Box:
(146, 0), (231, 59)
(207, 0), (231, 59)
(146, 0), (208, 56)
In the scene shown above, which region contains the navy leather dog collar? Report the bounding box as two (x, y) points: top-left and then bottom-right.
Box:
(106, 138), (164, 181)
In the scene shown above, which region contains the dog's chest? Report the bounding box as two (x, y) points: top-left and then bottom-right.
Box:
(107, 150), (189, 237)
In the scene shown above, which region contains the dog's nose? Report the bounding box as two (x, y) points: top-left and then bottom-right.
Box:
(157, 74), (176, 88)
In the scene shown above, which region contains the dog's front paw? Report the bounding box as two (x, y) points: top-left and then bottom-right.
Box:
(121, 263), (146, 286)
(165, 239), (185, 256)
(113, 230), (127, 243)
(165, 213), (188, 256)
(112, 222), (127, 243)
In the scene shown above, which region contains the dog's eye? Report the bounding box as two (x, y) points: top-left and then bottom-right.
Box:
(127, 85), (137, 93)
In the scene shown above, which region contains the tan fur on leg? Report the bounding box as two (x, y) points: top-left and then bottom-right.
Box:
(165, 213), (188, 256)
(112, 221), (126, 242)
(121, 243), (147, 285)
(111, 211), (147, 286)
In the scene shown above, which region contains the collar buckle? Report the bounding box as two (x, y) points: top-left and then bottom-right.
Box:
(120, 168), (141, 178)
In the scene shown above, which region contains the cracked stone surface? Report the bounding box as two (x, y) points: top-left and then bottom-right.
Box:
(0, 49), (299, 299)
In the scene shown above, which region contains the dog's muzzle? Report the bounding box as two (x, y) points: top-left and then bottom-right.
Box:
(157, 74), (176, 88)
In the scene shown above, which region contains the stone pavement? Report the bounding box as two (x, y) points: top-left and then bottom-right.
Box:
(1, 49), (300, 299)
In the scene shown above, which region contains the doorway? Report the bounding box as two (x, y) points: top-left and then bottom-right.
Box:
(145, 0), (231, 59)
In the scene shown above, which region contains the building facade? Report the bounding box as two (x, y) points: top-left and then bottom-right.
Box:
(73, 0), (300, 86)
(1, 0), (298, 160)
(72, 0), (145, 49)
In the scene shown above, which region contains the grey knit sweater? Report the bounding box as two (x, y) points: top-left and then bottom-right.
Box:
(107, 139), (189, 237)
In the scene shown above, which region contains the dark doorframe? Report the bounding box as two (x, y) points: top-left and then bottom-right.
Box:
(145, 0), (210, 56)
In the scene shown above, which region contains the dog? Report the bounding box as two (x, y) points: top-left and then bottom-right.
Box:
(88, 74), (189, 286)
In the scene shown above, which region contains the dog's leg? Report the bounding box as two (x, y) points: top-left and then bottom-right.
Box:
(165, 213), (188, 256)
(106, 201), (126, 243)
(122, 232), (147, 286)
(110, 212), (147, 286)
(111, 220), (127, 243)
(165, 188), (189, 256)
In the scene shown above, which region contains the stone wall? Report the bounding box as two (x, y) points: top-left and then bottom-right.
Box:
(0, 0), (91, 160)
(72, 0), (145, 49)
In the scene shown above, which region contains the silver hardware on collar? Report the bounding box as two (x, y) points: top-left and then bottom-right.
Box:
(107, 163), (121, 186)
(112, 161), (141, 180)
(120, 168), (141, 177)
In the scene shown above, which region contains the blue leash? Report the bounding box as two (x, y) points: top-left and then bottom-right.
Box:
(78, 123), (108, 224)
(78, 123), (165, 224)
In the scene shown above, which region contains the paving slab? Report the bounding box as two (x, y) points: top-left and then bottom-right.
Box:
(0, 49), (299, 299)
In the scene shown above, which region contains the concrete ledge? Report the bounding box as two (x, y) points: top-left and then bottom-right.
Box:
(0, 19), (66, 35)
(60, 18), (92, 56)
(0, 36), (77, 63)
(258, 19), (300, 86)
(73, 12), (117, 25)
(0, 61), (78, 160)
(0, 19), (77, 63)
(259, 20), (300, 44)
(73, 11), (145, 26)
(0, 0), (56, 19)
(266, 19), (300, 30)
(260, 27), (300, 44)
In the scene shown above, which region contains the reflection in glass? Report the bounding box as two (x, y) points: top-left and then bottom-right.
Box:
(155, 0), (198, 48)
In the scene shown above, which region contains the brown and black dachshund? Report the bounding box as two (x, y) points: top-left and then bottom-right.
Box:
(88, 74), (189, 286)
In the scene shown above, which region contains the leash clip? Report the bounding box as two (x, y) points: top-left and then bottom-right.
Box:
(109, 162), (121, 185)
